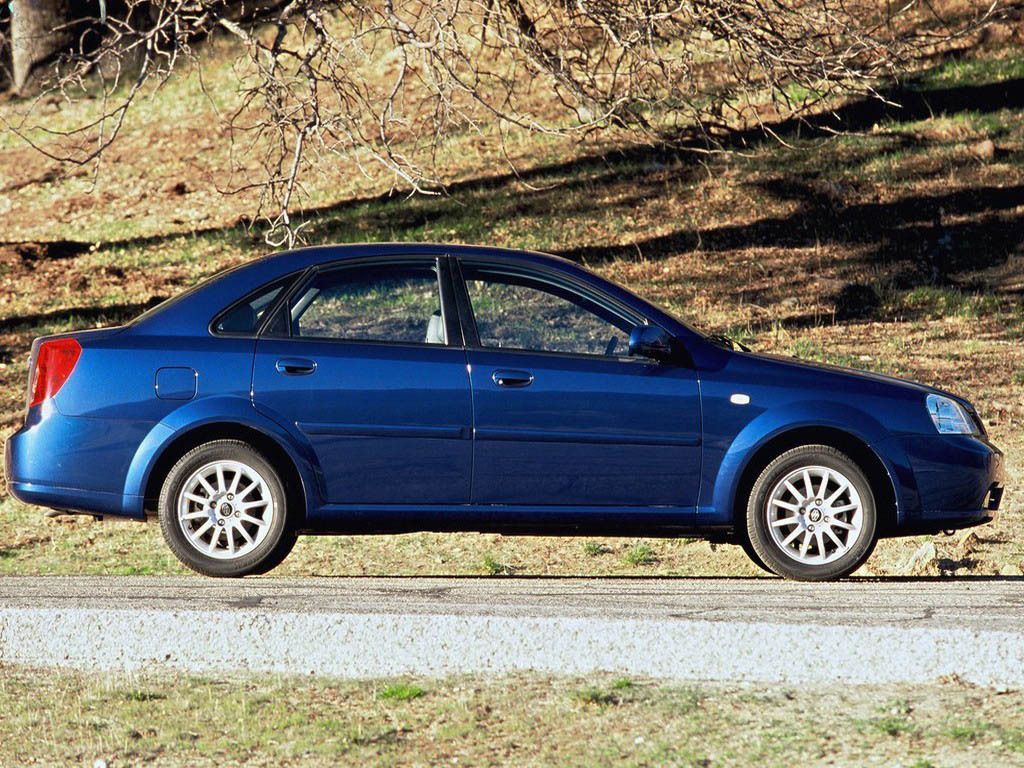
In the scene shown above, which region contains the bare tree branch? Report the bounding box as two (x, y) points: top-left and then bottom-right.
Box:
(5, 0), (996, 245)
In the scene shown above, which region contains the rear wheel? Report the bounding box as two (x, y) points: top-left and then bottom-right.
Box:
(745, 445), (877, 581)
(158, 440), (296, 577)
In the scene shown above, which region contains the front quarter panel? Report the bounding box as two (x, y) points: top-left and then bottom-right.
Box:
(694, 348), (922, 525)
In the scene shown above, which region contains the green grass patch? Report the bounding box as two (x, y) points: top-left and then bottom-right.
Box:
(378, 682), (426, 701)
(892, 286), (1002, 321)
(947, 720), (997, 743)
(481, 553), (512, 576)
(5, 668), (1024, 765)
(572, 686), (619, 706)
(623, 542), (658, 567)
(582, 541), (609, 557)
(868, 715), (916, 737)
(788, 339), (871, 371)
(916, 54), (1024, 90)
(122, 689), (167, 702)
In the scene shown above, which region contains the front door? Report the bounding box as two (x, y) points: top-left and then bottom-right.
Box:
(455, 260), (701, 511)
(252, 258), (473, 505)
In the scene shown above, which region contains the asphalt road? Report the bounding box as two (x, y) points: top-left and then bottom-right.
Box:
(1, 575), (1023, 629)
(2, 576), (1023, 684)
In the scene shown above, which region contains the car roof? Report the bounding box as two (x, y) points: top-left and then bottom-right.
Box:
(259, 242), (579, 271)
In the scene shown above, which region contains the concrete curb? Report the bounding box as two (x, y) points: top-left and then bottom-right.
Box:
(3, 606), (1024, 685)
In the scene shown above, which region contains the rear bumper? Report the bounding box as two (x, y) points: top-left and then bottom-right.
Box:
(6, 479), (133, 517)
(5, 411), (148, 518)
(895, 509), (996, 536)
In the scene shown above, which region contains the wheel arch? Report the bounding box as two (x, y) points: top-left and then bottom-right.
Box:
(122, 397), (322, 523)
(141, 422), (310, 524)
(729, 426), (900, 536)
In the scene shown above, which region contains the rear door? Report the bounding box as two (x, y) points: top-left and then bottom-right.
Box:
(251, 257), (473, 505)
(454, 259), (701, 512)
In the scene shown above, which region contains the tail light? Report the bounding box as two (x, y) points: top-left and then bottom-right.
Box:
(27, 338), (82, 409)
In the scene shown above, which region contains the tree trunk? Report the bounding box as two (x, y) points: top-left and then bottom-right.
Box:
(0, 4), (10, 90)
(11, 0), (76, 94)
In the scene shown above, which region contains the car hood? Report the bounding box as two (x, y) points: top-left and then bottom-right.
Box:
(743, 350), (969, 405)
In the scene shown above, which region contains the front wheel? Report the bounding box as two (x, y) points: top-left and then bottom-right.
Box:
(745, 445), (877, 581)
(158, 440), (296, 577)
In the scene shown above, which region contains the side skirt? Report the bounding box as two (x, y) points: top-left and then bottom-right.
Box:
(300, 503), (731, 539)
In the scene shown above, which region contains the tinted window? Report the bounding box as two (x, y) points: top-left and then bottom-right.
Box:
(462, 265), (633, 356)
(214, 278), (291, 334)
(289, 262), (446, 344)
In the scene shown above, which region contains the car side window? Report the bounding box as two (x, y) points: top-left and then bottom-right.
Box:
(461, 264), (633, 357)
(214, 278), (291, 335)
(288, 262), (446, 345)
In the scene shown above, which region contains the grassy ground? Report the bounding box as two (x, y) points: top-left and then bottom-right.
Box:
(2, 668), (1023, 767)
(1, 27), (1023, 579)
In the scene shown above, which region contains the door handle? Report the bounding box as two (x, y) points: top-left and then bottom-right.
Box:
(275, 357), (317, 376)
(492, 369), (534, 388)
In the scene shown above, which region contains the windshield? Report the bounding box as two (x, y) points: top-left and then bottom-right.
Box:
(589, 268), (751, 351)
(704, 332), (752, 352)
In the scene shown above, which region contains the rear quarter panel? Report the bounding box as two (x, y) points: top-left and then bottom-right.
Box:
(47, 332), (257, 507)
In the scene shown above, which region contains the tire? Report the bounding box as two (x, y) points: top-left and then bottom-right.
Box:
(738, 535), (772, 575)
(745, 445), (877, 581)
(158, 440), (296, 577)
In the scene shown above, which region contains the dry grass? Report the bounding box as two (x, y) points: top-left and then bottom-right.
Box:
(1, 30), (1023, 579)
(2, 668), (1024, 767)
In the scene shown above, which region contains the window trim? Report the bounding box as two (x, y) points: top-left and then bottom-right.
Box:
(453, 257), (653, 360)
(261, 255), (458, 348)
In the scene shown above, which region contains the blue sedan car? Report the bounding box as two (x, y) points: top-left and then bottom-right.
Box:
(4, 244), (1005, 579)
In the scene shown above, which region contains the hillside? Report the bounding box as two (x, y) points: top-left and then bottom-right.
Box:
(1, 26), (1022, 578)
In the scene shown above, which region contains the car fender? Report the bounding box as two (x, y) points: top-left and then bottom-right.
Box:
(708, 400), (920, 526)
(121, 396), (324, 519)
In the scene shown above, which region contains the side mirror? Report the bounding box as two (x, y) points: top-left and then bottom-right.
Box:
(628, 325), (675, 362)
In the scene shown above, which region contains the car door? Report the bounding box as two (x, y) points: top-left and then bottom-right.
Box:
(251, 257), (473, 506)
(454, 259), (701, 512)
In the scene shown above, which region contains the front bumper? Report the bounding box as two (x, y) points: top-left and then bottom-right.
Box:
(895, 432), (1005, 533)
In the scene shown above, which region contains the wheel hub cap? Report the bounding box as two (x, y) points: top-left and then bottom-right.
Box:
(765, 465), (864, 565)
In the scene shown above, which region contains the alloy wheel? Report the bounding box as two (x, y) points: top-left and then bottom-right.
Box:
(176, 460), (276, 560)
(764, 464), (864, 565)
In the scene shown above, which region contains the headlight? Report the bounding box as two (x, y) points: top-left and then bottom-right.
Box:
(926, 394), (977, 435)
